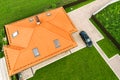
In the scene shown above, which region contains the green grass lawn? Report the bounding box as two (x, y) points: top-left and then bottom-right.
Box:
(29, 47), (118, 80)
(95, 1), (120, 44)
(90, 18), (120, 58)
(0, 0), (76, 27)
(65, 0), (94, 12)
(0, 28), (5, 58)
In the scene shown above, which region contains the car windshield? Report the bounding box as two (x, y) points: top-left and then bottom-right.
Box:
(86, 39), (91, 42)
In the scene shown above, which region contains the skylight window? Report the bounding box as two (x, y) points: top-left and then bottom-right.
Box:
(54, 39), (60, 48)
(12, 31), (19, 38)
(32, 48), (40, 57)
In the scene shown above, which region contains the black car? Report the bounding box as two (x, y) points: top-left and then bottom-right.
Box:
(79, 31), (93, 47)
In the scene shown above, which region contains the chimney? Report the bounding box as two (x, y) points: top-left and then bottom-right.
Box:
(35, 16), (40, 25)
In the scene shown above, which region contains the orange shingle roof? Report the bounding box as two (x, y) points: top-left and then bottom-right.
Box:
(4, 7), (77, 76)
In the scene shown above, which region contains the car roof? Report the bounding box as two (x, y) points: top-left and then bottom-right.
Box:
(80, 31), (86, 35)
(80, 31), (89, 39)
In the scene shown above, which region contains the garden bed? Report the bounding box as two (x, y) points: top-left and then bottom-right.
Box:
(95, 1), (120, 44)
(90, 18), (120, 58)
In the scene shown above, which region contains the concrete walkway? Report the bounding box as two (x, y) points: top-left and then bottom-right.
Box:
(21, 51), (71, 80)
(21, 68), (34, 80)
(109, 54), (120, 79)
(67, 0), (112, 52)
(94, 43), (120, 79)
(0, 58), (10, 80)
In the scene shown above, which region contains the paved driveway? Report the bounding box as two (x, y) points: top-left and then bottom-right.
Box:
(68, 0), (120, 79)
(68, 3), (105, 53)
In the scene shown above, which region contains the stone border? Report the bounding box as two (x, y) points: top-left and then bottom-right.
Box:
(93, 0), (119, 15)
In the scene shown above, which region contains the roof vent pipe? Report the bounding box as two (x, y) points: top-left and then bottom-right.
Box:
(46, 12), (51, 16)
(35, 16), (40, 25)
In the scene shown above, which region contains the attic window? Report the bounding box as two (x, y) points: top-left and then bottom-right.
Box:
(54, 39), (60, 48)
(32, 48), (40, 57)
(12, 31), (19, 38)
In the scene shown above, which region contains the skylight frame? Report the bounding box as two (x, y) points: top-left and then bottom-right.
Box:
(12, 31), (19, 38)
(32, 48), (40, 57)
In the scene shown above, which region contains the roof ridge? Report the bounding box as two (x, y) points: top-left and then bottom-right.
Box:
(43, 22), (72, 41)
(43, 7), (60, 22)
(4, 46), (20, 75)
(23, 27), (36, 48)
(11, 50), (21, 74)
(11, 28), (36, 73)
(12, 29), (74, 74)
